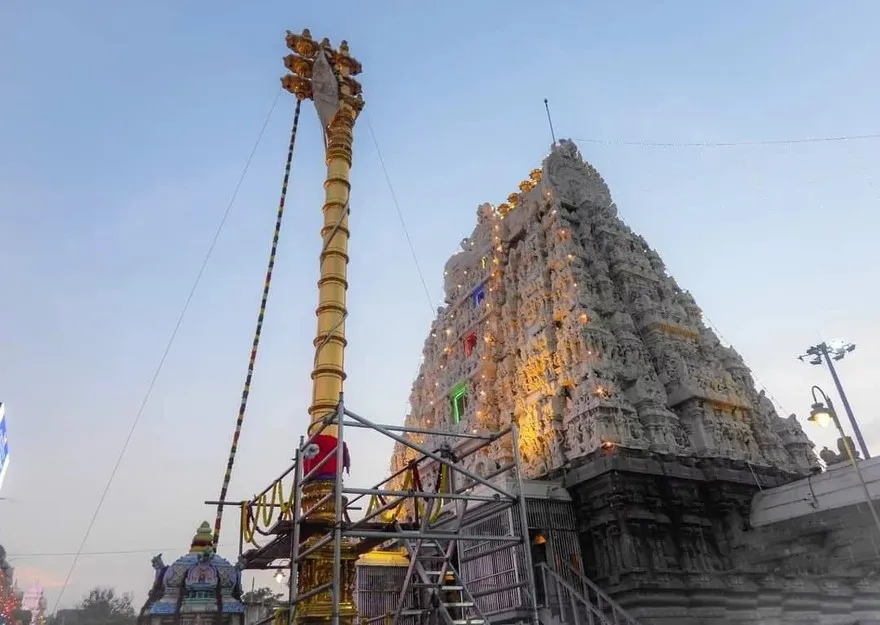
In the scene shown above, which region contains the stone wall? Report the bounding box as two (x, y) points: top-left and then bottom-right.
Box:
(564, 449), (880, 624)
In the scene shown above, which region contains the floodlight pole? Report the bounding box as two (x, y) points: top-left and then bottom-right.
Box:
(816, 342), (870, 459)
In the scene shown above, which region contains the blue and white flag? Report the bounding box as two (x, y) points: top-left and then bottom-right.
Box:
(0, 403), (9, 493)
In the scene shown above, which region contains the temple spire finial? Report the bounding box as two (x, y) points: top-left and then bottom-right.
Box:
(189, 521), (214, 553)
(544, 98), (557, 144)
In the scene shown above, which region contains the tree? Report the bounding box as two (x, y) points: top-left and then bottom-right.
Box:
(240, 587), (282, 606)
(76, 588), (134, 625)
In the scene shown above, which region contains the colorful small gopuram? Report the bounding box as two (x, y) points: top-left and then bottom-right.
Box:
(138, 522), (245, 625)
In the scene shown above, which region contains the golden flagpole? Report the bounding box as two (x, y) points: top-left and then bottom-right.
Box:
(281, 29), (364, 625)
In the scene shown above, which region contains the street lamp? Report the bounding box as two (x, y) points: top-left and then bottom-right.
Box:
(798, 340), (870, 459)
(807, 385), (880, 538)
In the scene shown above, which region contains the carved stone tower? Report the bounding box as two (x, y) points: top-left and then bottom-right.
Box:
(391, 140), (824, 621)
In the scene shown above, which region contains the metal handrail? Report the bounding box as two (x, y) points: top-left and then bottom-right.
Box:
(557, 561), (640, 625)
(537, 563), (611, 625)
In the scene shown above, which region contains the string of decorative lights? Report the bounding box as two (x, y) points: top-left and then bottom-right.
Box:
(0, 571), (17, 625)
(700, 313), (792, 418)
(573, 132), (880, 148)
(366, 114), (436, 314)
(50, 88), (285, 614)
(363, 114), (442, 434)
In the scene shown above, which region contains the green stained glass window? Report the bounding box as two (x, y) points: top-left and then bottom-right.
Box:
(450, 382), (468, 424)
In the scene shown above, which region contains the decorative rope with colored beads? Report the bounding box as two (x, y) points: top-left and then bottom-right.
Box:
(212, 99), (303, 547)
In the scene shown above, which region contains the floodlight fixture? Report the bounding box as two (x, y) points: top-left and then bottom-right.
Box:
(798, 340), (869, 459)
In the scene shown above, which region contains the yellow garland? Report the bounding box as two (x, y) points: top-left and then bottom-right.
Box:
(240, 504), (257, 545)
(258, 481), (283, 526)
(364, 465), (450, 523)
(243, 465), (452, 546)
(240, 480), (288, 547)
(279, 477), (297, 520)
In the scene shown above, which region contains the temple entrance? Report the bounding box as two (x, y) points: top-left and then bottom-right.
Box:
(529, 531), (548, 606)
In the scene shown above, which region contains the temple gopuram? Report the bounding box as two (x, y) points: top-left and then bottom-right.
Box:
(389, 139), (880, 624)
(139, 523), (245, 625)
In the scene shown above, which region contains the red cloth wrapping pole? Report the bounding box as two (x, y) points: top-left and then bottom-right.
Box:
(303, 434), (351, 480)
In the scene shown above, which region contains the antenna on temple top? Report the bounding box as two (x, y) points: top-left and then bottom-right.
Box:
(544, 98), (557, 145)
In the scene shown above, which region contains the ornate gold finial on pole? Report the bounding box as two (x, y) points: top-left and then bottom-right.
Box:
(281, 29), (364, 625)
(283, 30), (364, 433)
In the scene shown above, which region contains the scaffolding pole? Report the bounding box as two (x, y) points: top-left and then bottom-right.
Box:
(225, 398), (535, 625)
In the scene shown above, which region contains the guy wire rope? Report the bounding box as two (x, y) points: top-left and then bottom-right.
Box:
(50, 88), (285, 614)
(212, 99), (303, 547)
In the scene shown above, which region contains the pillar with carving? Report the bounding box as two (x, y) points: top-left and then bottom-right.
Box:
(281, 29), (364, 625)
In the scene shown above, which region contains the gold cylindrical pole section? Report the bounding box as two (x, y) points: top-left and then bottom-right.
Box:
(281, 29), (364, 625)
(310, 114), (354, 434)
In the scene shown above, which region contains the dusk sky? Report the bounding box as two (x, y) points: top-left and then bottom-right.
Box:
(1, 0), (879, 611)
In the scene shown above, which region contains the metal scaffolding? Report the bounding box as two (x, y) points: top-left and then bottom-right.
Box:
(225, 397), (539, 625)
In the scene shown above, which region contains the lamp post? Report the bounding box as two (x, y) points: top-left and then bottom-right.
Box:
(799, 340), (870, 459)
(807, 385), (880, 538)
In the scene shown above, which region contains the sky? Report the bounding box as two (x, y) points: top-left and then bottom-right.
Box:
(1, 0), (879, 612)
